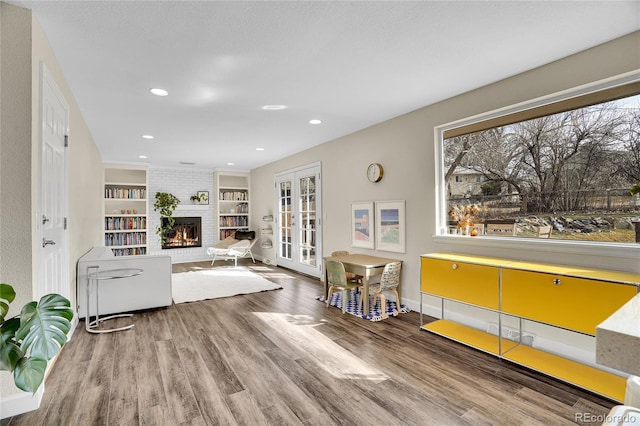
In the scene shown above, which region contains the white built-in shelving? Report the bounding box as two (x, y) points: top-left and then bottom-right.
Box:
(214, 172), (250, 241)
(261, 215), (274, 249)
(103, 165), (148, 256)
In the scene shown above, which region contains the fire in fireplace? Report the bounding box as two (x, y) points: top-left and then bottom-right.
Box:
(162, 217), (202, 249)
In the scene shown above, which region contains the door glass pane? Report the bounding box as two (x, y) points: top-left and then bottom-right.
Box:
(278, 181), (292, 260)
(298, 176), (316, 266)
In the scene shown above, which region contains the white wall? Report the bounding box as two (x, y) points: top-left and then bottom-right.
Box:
(253, 30), (640, 303)
(1, 2), (103, 407)
(147, 166), (214, 263)
(250, 31), (640, 362)
(0, 3), (36, 404)
(0, 0), (33, 329)
(31, 2), (103, 313)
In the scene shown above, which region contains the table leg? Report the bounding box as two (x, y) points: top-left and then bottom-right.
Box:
(362, 275), (370, 317)
(87, 313), (135, 334)
(323, 259), (328, 301)
(86, 267), (96, 333)
(85, 266), (135, 334)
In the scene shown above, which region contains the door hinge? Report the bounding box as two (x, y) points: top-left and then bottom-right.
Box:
(64, 135), (69, 147)
(64, 217), (68, 230)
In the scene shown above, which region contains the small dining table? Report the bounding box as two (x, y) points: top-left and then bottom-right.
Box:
(322, 254), (402, 316)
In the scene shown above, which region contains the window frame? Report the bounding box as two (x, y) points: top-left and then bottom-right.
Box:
(433, 70), (640, 260)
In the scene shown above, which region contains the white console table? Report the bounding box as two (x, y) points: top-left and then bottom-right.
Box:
(76, 247), (172, 319)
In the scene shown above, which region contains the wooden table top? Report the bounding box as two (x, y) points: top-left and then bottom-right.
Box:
(324, 254), (401, 267)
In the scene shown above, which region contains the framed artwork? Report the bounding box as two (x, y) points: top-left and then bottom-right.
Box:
(375, 200), (406, 253)
(351, 202), (374, 249)
(197, 191), (209, 205)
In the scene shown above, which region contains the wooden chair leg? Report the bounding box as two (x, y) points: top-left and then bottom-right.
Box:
(326, 287), (334, 308)
(358, 292), (365, 314)
(369, 292), (379, 315)
(378, 293), (388, 319)
(342, 288), (348, 314)
(390, 289), (400, 308)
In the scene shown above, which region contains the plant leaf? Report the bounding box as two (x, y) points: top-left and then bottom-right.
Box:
(13, 357), (47, 393)
(0, 302), (9, 323)
(0, 283), (16, 322)
(16, 294), (73, 361)
(0, 318), (23, 371)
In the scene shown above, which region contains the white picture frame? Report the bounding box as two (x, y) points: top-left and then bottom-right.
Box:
(351, 202), (374, 249)
(375, 200), (406, 253)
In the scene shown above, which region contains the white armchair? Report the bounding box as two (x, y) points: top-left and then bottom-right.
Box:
(206, 231), (258, 267)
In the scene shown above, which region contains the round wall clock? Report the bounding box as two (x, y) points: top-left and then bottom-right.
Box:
(367, 163), (384, 182)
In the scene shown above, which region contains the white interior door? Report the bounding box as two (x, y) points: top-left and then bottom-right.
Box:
(39, 64), (69, 300)
(275, 164), (322, 278)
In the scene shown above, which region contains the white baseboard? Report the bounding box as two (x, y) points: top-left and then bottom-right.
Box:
(0, 385), (45, 419)
(255, 254), (275, 265)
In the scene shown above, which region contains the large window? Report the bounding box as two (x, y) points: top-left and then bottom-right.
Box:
(440, 78), (640, 244)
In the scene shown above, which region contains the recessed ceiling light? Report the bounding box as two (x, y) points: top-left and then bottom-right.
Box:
(138, 155), (148, 159)
(179, 161), (196, 165)
(309, 119), (322, 125)
(262, 105), (287, 110)
(150, 88), (168, 96)
(256, 147), (265, 151)
(142, 135), (154, 140)
(227, 162), (235, 166)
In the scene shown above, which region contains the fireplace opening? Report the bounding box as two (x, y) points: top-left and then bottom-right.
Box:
(162, 216), (202, 249)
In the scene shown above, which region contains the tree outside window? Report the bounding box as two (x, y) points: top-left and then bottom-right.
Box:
(443, 93), (640, 243)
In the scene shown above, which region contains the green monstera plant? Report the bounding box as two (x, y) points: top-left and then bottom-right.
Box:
(0, 283), (73, 393)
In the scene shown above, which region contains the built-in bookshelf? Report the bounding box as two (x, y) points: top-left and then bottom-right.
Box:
(103, 165), (148, 256)
(261, 215), (273, 248)
(215, 172), (250, 241)
(260, 214), (274, 264)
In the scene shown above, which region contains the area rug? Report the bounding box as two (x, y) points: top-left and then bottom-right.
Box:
(172, 267), (282, 304)
(317, 290), (410, 321)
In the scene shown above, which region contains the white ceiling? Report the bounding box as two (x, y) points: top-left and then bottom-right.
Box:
(9, 1), (640, 171)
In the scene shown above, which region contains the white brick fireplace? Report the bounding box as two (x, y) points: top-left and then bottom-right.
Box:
(148, 166), (214, 263)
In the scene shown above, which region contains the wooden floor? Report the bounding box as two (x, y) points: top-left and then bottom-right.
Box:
(4, 260), (616, 426)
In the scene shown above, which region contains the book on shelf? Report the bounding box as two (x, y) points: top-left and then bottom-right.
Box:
(105, 187), (146, 199)
(219, 190), (248, 201)
(104, 232), (147, 247)
(220, 216), (248, 227)
(104, 216), (147, 230)
(111, 247), (147, 256)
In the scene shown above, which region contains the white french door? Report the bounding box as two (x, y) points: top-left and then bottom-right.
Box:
(39, 63), (69, 300)
(275, 163), (322, 278)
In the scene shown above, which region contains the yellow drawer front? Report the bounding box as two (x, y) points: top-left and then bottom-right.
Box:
(421, 257), (499, 310)
(502, 269), (637, 335)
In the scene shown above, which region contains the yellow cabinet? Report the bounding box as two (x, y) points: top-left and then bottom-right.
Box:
(420, 252), (640, 402)
(421, 255), (501, 310)
(502, 269), (637, 335)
